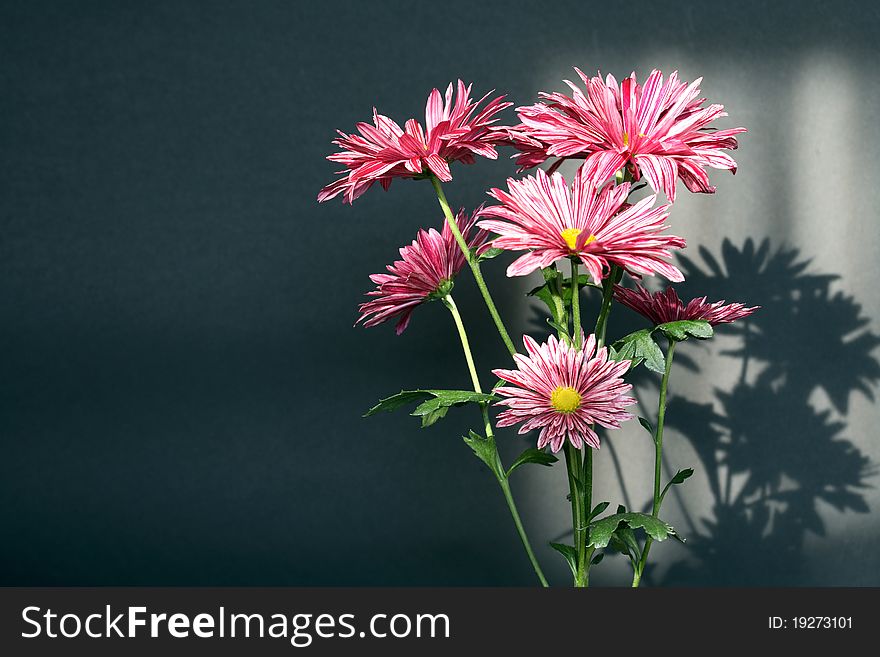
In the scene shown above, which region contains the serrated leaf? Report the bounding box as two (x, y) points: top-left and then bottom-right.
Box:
(549, 542), (578, 577)
(638, 416), (654, 436)
(657, 319), (714, 342)
(641, 341), (665, 372)
(419, 405), (449, 428)
(669, 468), (694, 485)
(364, 390), (434, 417)
(589, 501), (610, 520)
(410, 391), (497, 417)
(367, 390), (497, 430)
(612, 329), (665, 373)
(660, 468), (695, 504)
(462, 430), (504, 480)
(587, 512), (677, 549)
(477, 247), (504, 262)
(506, 447), (558, 477)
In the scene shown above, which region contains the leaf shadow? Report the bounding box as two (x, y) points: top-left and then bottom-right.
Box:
(656, 239), (878, 585)
(528, 239), (879, 584)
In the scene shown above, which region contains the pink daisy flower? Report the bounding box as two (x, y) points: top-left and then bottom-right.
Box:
(478, 167), (685, 282)
(492, 333), (636, 452)
(356, 208), (490, 334)
(614, 284), (760, 326)
(510, 69), (746, 202)
(318, 81), (511, 204)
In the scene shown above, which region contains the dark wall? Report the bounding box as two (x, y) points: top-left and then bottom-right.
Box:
(1, 1), (877, 585)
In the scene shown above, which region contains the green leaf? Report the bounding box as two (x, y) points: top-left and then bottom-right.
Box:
(611, 329), (665, 373)
(638, 416), (654, 436)
(541, 265), (560, 284)
(547, 318), (571, 339)
(591, 552), (605, 566)
(589, 501), (610, 520)
(527, 267), (568, 326)
(506, 447), (559, 477)
(669, 468), (694, 485)
(660, 468), (695, 503)
(364, 390), (433, 417)
(549, 542), (578, 577)
(366, 389), (497, 429)
(656, 319), (714, 342)
(587, 512), (678, 549)
(609, 524), (641, 563)
(462, 430), (504, 479)
(410, 391), (497, 417)
(560, 274), (600, 303)
(477, 247), (504, 262)
(419, 405), (449, 428)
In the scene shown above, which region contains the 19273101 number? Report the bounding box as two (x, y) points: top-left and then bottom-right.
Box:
(769, 616), (852, 630)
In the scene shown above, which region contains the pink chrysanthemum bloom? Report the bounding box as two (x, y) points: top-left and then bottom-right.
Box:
(492, 333), (635, 452)
(510, 69), (746, 202)
(614, 284), (760, 326)
(318, 81), (511, 204)
(357, 208), (489, 334)
(478, 167), (685, 282)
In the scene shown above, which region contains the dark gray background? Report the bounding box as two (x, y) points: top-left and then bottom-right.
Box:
(1, 1), (878, 585)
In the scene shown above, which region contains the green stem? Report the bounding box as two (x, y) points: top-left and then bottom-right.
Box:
(429, 174), (517, 358)
(633, 338), (676, 587)
(563, 442), (583, 586)
(497, 476), (548, 585)
(551, 264), (569, 344)
(594, 265), (619, 350)
(571, 261), (582, 348)
(441, 295), (549, 587)
(578, 448), (594, 587)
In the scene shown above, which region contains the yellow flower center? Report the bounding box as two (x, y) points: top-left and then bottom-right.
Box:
(550, 386), (582, 413)
(560, 228), (596, 251)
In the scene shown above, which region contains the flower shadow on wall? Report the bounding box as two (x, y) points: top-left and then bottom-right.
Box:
(531, 238), (878, 585)
(640, 239), (876, 585)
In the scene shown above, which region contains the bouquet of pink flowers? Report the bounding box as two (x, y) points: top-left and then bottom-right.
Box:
(318, 70), (757, 587)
